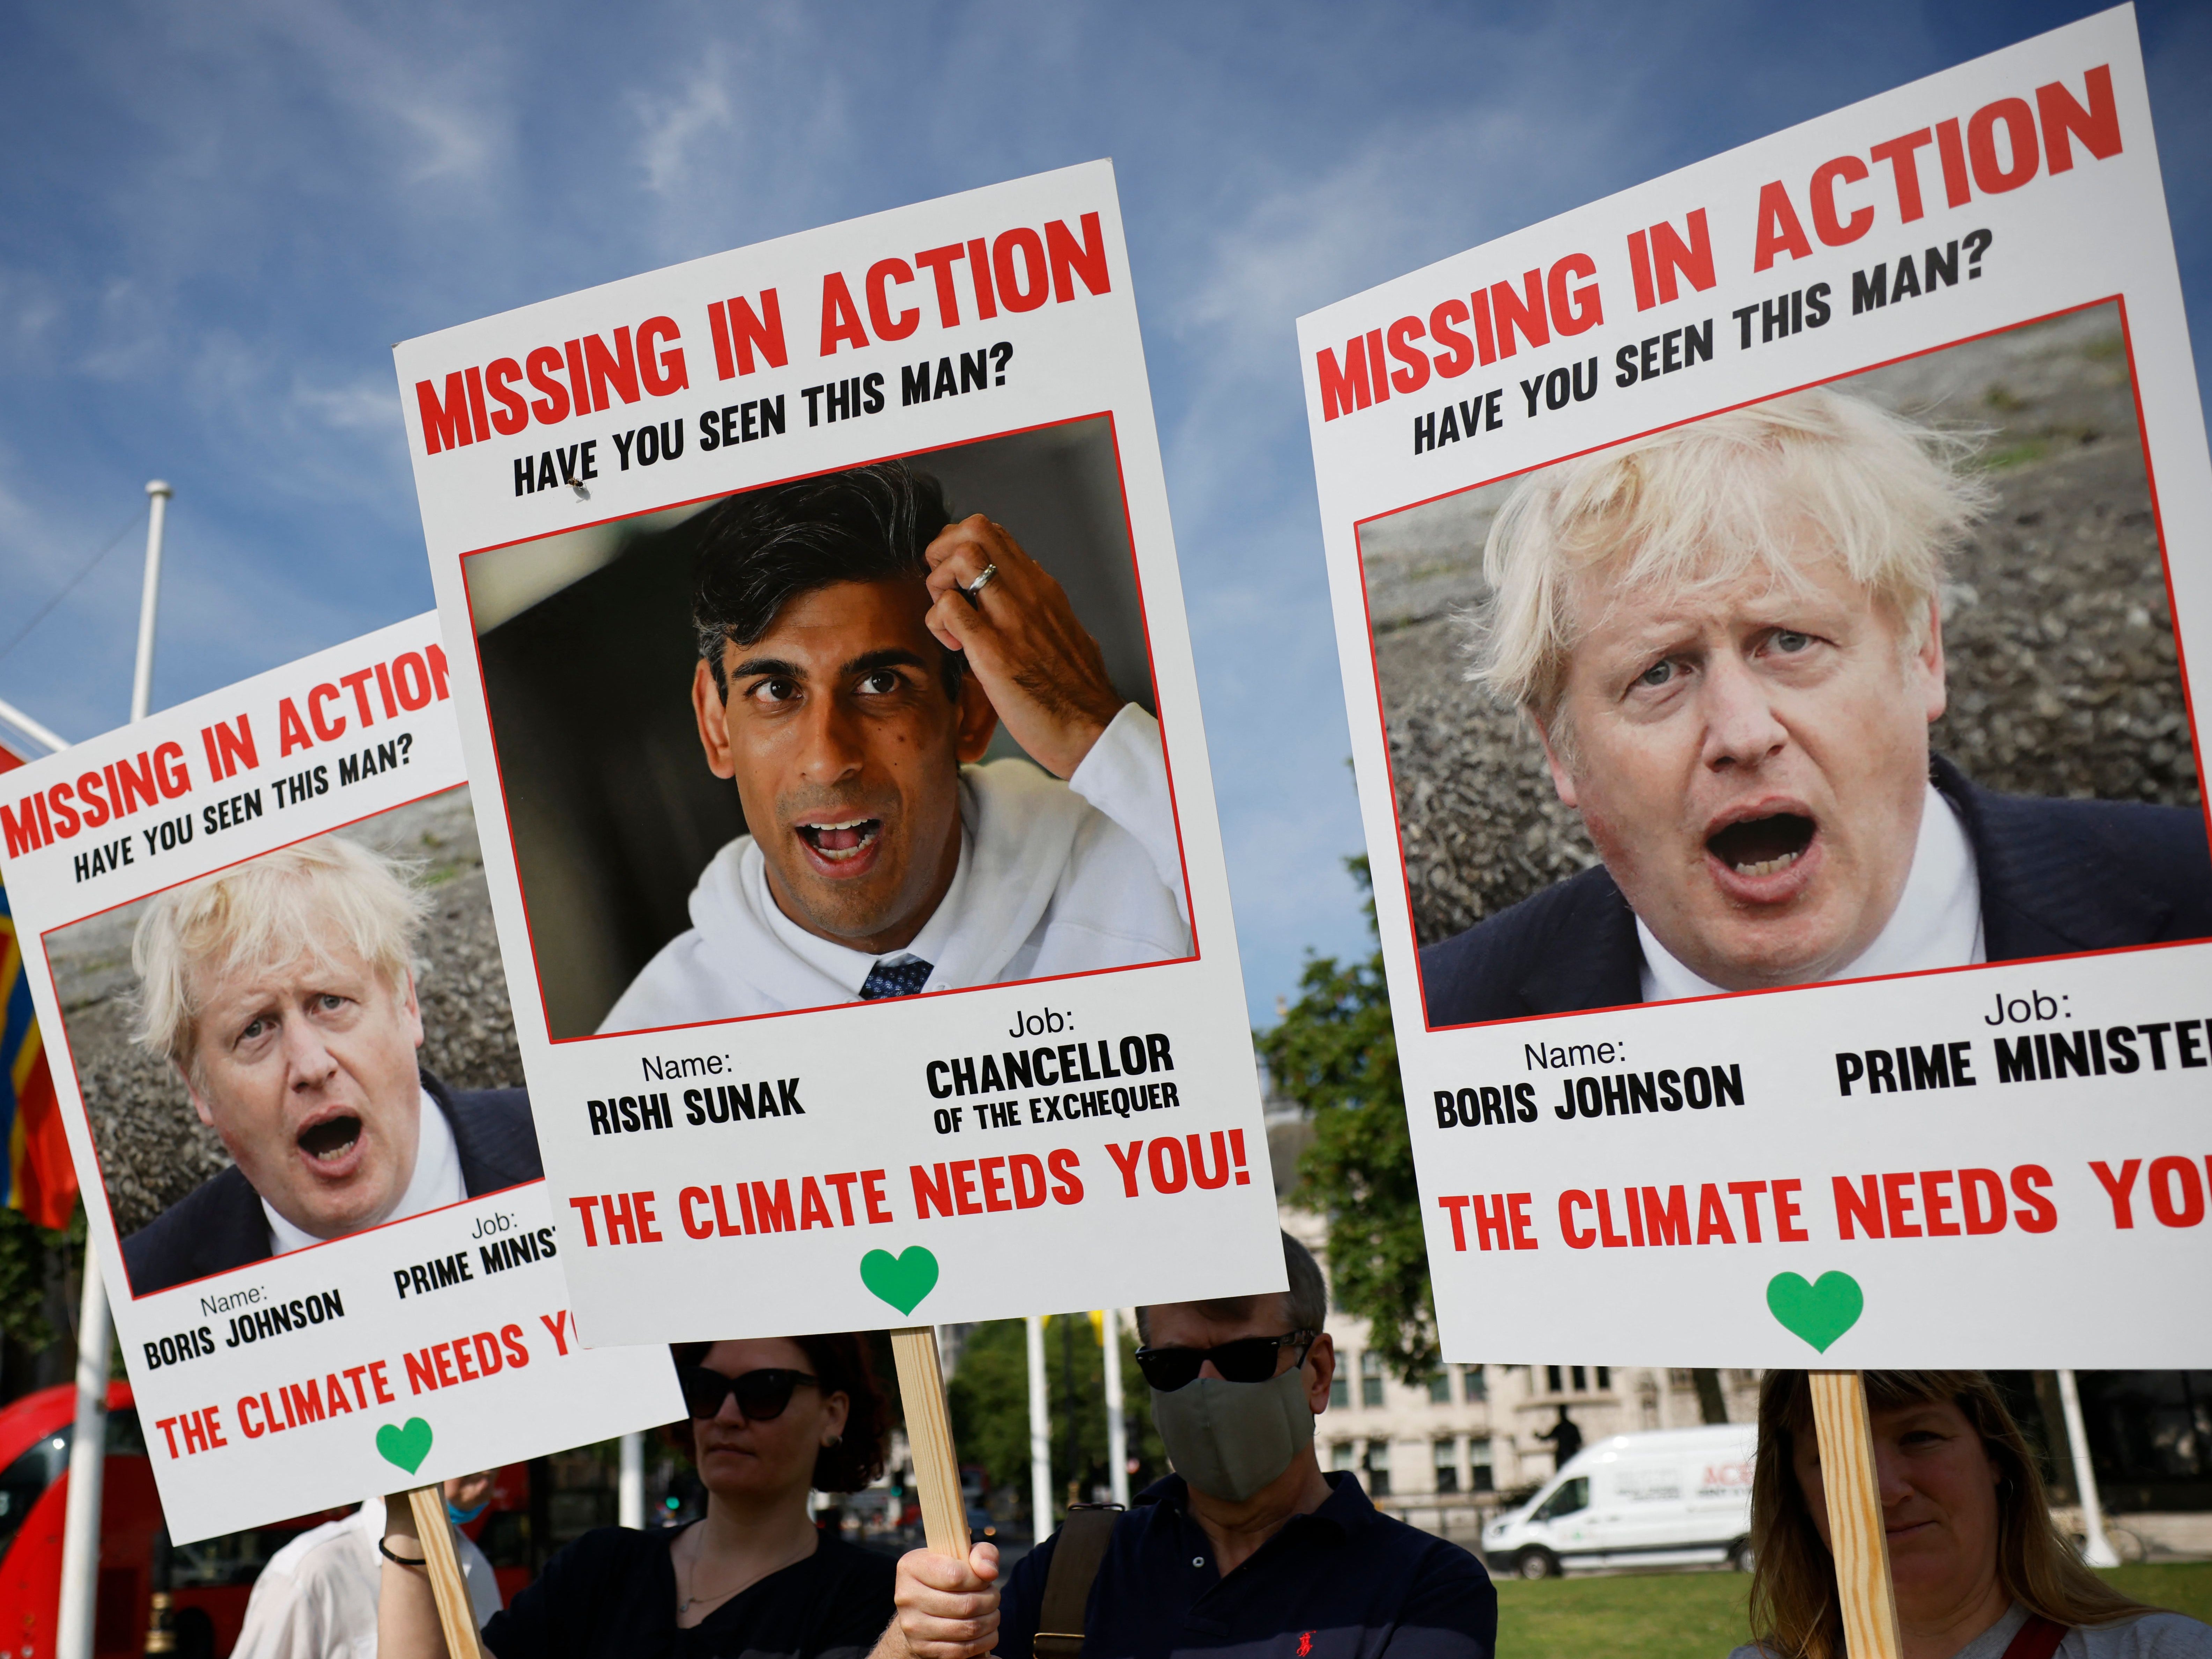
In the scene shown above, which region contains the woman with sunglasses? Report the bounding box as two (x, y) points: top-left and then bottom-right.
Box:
(378, 1333), (896, 1658)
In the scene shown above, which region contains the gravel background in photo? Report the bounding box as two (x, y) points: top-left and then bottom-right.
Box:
(1359, 303), (2200, 950)
(44, 786), (523, 1238)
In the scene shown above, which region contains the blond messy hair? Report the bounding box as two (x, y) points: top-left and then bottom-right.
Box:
(1473, 387), (1992, 721)
(131, 836), (429, 1074)
(1750, 1370), (2155, 1659)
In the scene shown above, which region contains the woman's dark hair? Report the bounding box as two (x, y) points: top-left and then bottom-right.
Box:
(1748, 1370), (2151, 1658)
(691, 460), (958, 699)
(665, 1333), (891, 1494)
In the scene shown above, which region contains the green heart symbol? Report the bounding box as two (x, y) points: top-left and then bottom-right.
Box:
(1766, 1271), (1864, 1353)
(375, 1417), (435, 1474)
(860, 1246), (941, 1316)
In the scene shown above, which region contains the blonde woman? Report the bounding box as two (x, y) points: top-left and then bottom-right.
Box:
(1737, 1371), (2210, 1659)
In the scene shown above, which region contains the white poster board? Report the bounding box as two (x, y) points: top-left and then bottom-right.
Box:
(1297, 7), (2212, 1367)
(395, 161), (1280, 1346)
(0, 615), (681, 1542)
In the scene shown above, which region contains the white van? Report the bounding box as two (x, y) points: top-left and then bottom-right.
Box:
(1482, 1424), (1758, 1579)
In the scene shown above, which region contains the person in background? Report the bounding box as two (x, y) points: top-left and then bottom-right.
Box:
(1535, 1404), (1582, 1470)
(1737, 1370), (2212, 1659)
(879, 1231), (1495, 1659)
(378, 1333), (895, 1658)
(233, 1473), (502, 1659)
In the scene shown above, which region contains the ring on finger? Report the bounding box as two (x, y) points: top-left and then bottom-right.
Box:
(963, 563), (998, 600)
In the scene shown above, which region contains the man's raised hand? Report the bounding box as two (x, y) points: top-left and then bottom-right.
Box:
(877, 1542), (1001, 1659)
(924, 515), (1125, 780)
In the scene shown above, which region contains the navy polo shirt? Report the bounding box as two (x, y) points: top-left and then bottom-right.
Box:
(993, 1473), (1496, 1659)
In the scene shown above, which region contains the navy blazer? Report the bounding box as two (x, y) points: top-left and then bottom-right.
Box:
(1418, 755), (2212, 1028)
(120, 1071), (541, 1298)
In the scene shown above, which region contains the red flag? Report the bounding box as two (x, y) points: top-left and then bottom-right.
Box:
(1, 739), (79, 1230)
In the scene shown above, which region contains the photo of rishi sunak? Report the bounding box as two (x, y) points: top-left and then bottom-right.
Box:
(1405, 382), (2212, 1026)
(597, 460), (1189, 1029)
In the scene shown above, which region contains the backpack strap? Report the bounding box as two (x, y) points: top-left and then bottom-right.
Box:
(1999, 1616), (2070, 1659)
(1032, 1504), (1122, 1659)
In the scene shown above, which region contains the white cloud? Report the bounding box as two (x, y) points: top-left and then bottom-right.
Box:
(635, 44), (738, 198)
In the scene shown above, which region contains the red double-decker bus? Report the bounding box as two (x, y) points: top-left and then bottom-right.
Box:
(0, 1380), (534, 1657)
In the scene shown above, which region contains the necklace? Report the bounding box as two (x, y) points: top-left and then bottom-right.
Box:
(674, 1533), (811, 1620)
(677, 1563), (751, 1617)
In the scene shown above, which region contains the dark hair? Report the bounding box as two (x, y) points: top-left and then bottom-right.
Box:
(1749, 1370), (2152, 1658)
(1136, 1230), (1329, 1344)
(665, 1333), (891, 1493)
(692, 460), (960, 700)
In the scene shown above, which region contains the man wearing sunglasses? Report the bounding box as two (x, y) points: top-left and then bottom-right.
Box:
(880, 1232), (1496, 1659)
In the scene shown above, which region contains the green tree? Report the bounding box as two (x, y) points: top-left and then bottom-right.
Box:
(0, 1204), (80, 1352)
(1253, 857), (1439, 1384)
(945, 1315), (1163, 1525)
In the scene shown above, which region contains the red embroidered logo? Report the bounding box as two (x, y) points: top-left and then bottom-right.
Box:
(1297, 1634), (1314, 1657)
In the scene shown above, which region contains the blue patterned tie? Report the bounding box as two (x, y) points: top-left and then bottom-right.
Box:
(859, 958), (933, 1000)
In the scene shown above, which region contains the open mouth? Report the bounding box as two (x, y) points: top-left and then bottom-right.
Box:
(297, 1114), (362, 1163)
(1706, 813), (1815, 878)
(796, 819), (882, 865)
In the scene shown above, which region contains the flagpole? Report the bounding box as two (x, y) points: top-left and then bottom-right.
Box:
(619, 1432), (645, 1528)
(0, 694), (68, 757)
(1027, 1316), (1051, 1541)
(57, 478), (171, 1659)
(2057, 1370), (2120, 1568)
(129, 483), (172, 728)
(1101, 1309), (1129, 1507)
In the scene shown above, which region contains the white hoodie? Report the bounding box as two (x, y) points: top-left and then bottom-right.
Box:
(600, 705), (1190, 1030)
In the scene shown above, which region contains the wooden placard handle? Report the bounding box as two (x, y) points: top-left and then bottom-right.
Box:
(1808, 1370), (1901, 1659)
(890, 1326), (973, 1559)
(406, 1485), (485, 1659)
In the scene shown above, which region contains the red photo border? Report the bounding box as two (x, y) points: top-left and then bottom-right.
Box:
(1346, 294), (2212, 1034)
(458, 409), (1202, 1045)
(37, 781), (550, 1304)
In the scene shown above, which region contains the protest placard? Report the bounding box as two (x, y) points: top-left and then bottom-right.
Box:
(394, 161), (1280, 1349)
(0, 614), (681, 1542)
(1298, 7), (2211, 1370)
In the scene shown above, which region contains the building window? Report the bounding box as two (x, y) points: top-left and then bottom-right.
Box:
(1364, 1440), (1391, 1497)
(1433, 1439), (1460, 1493)
(1331, 1364), (1351, 1410)
(1546, 1365), (1564, 1394)
(1361, 1351), (1385, 1408)
(1427, 1372), (1452, 1404)
(1463, 1365), (1487, 1402)
(1570, 1365), (1587, 1392)
(1470, 1437), (1495, 1493)
(1330, 1441), (1356, 1471)
(1595, 1365), (1611, 1390)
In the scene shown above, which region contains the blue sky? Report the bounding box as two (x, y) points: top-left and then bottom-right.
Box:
(3, 1), (2206, 1026)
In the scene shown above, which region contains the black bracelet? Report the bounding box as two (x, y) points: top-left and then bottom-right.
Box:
(379, 1538), (428, 1567)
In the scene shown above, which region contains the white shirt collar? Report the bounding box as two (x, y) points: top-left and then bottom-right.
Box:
(1638, 780), (1985, 1003)
(747, 812), (974, 997)
(263, 1086), (465, 1256)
